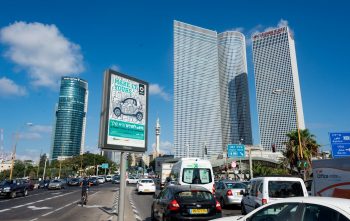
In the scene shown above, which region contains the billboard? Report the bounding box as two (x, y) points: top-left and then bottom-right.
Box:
(329, 132), (350, 158)
(99, 69), (148, 152)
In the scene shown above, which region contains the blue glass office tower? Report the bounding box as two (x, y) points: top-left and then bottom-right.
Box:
(51, 77), (88, 160)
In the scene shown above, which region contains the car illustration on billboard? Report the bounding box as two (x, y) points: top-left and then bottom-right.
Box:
(113, 97), (143, 121)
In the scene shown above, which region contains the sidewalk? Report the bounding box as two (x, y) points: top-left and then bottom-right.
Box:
(53, 185), (136, 221)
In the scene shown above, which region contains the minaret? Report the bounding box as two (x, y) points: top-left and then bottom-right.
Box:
(155, 118), (160, 157)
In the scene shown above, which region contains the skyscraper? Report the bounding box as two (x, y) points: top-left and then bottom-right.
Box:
(174, 21), (252, 158)
(51, 77), (88, 160)
(252, 26), (305, 152)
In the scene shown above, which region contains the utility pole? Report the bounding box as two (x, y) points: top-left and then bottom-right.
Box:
(42, 154), (48, 180)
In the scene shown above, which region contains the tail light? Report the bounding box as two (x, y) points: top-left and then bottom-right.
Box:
(226, 190), (233, 196)
(168, 199), (180, 211)
(215, 200), (222, 212)
(212, 184), (216, 194)
(262, 198), (267, 205)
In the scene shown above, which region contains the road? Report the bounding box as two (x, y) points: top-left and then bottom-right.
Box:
(0, 182), (121, 221)
(129, 185), (242, 221)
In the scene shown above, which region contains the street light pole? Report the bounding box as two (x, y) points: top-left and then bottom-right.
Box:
(42, 154), (48, 180)
(10, 122), (33, 180)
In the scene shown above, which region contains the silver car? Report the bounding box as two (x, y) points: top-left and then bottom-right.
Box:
(215, 180), (247, 208)
(48, 180), (65, 190)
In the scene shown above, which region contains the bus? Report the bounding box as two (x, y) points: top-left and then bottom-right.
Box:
(170, 158), (215, 193)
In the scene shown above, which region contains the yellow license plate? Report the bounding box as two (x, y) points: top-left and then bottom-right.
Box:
(190, 209), (208, 214)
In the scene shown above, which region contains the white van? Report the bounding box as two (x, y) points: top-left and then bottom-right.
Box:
(241, 176), (308, 214)
(170, 158), (215, 193)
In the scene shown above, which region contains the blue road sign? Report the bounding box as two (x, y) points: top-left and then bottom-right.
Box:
(329, 132), (350, 158)
(101, 163), (109, 169)
(227, 144), (245, 158)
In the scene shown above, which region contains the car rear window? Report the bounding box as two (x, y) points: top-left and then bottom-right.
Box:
(268, 181), (304, 198)
(225, 183), (246, 189)
(141, 180), (154, 183)
(175, 190), (214, 202)
(182, 168), (212, 184)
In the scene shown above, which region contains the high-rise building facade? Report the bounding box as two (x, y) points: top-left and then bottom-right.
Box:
(174, 21), (252, 158)
(51, 77), (88, 160)
(252, 26), (305, 152)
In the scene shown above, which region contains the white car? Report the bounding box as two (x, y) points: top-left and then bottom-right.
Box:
(97, 176), (105, 184)
(105, 175), (112, 182)
(136, 179), (156, 194)
(126, 176), (139, 184)
(213, 197), (350, 221)
(241, 176), (308, 214)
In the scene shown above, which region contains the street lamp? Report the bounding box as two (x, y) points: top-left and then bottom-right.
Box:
(42, 154), (49, 180)
(9, 122), (33, 180)
(272, 89), (303, 160)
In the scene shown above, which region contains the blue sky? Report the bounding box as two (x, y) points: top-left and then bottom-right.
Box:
(0, 0), (349, 161)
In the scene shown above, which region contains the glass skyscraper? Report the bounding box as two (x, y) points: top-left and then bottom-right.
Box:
(252, 26), (305, 152)
(174, 21), (252, 158)
(51, 77), (88, 160)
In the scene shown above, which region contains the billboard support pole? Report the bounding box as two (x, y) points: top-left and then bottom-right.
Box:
(117, 151), (127, 221)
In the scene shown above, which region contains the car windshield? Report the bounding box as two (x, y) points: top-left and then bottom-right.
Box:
(182, 168), (212, 184)
(225, 183), (246, 189)
(175, 190), (214, 203)
(268, 181), (304, 198)
(52, 180), (60, 183)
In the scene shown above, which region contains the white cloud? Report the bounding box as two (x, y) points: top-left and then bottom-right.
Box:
(0, 77), (27, 97)
(110, 65), (121, 72)
(152, 141), (174, 154)
(19, 132), (42, 140)
(149, 83), (170, 101)
(228, 27), (245, 33)
(29, 125), (52, 133)
(0, 21), (84, 88)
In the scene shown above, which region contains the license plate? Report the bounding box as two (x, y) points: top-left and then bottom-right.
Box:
(144, 189), (150, 192)
(190, 209), (208, 214)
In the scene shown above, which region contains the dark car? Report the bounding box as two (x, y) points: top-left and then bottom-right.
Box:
(68, 178), (81, 186)
(38, 179), (50, 189)
(112, 175), (120, 184)
(88, 177), (99, 186)
(151, 185), (222, 221)
(0, 179), (28, 198)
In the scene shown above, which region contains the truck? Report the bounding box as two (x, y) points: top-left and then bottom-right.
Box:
(311, 157), (350, 199)
(0, 179), (29, 199)
(160, 162), (174, 189)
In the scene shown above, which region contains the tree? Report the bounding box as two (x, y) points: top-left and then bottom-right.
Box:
(282, 129), (320, 174)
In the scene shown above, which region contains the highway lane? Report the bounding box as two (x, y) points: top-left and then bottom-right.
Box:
(130, 186), (241, 221)
(0, 183), (119, 221)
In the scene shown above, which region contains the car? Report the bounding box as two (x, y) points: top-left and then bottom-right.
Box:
(215, 180), (247, 208)
(212, 197), (350, 221)
(88, 177), (99, 186)
(68, 178), (81, 186)
(20, 179), (35, 190)
(126, 176), (139, 184)
(112, 175), (120, 184)
(241, 176), (308, 214)
(48, 180), (65, 190)
(106, 175), (112, 182)
(38, 179), (50, 189)
(113, 97), (143, 121)
(137, 179), (156, 194)
(97, 176), (105, 184)
(151, 185), (222, 221)
(0, 179), (28, 198)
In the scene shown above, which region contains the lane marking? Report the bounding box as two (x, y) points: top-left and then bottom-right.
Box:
(0, 191), (51, 203)
(29, 218), (38, 221)
(0, 208), (10, 213)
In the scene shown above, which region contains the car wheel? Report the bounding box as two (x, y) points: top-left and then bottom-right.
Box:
(10, 191), (16, 199)
(136, 112), (143, 121)
(23, 189), (28, 197)
(113, 108), (121, 117)
(241, 203), (247, 215)
(127, 181), (129, 185)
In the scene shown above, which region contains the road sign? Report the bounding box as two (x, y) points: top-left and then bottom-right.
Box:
(101, 163), (109, 169)
(329, 132), (350, 158)
(227, 144), (245, 158)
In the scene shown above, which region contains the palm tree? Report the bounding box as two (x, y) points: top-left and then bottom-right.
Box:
(282, 129), (320, 173)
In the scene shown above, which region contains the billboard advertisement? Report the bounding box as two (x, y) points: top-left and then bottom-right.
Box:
(329, 132), (350, 158)
(99, 69), (148, 152)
